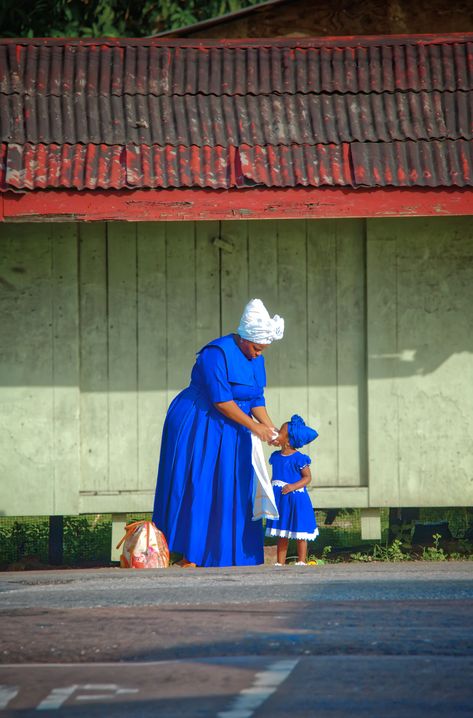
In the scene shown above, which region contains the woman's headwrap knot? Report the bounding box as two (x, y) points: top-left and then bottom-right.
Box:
(287, 414), (318, 449)
(237, 298), (285, 345)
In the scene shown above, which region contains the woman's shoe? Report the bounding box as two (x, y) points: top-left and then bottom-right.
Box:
(294, 561), (307, 566)
(175, 558), (197, 568)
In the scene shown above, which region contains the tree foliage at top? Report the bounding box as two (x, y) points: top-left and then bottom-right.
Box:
(0, 0), (262, 38)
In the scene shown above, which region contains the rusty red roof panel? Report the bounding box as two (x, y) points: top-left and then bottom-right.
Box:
(0, 143), (234, 189)
(0, 142), (353, 189)
(3, 141), (472, 190)
(1, 35), (473, 191)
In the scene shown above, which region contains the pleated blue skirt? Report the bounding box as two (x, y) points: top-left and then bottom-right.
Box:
(265, 486), (319, 540)
(152, 386), (264, 567)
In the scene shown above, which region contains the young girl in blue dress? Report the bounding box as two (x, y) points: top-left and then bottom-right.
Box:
(265, 415), (319, 565)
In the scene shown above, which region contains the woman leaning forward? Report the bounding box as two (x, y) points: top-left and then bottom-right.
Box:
(152, 299), (284, 568)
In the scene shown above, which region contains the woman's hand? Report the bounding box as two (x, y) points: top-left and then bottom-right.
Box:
(281, 484), (293, 495)
(271, 430), (284, 447)
(252, 423), (278, 444)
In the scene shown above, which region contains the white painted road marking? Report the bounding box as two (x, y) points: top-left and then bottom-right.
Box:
(37, 686), (78, 711)
(0, 659), (298, 714)
(36, 684), (139, 710)
(217, 658), (299, 718)
(0, 686), (18, 710)
(75, 684), (139, 701)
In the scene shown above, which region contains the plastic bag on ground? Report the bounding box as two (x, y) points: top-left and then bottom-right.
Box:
(117, 520), (169, 569)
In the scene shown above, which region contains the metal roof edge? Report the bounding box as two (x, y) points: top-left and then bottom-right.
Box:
(149, 0), (292, 38)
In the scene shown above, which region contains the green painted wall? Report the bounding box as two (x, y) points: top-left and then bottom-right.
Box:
(1, 217), (472, 515)
(367, 217), (473, 507)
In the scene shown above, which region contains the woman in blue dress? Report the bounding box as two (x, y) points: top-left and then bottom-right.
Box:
(152, 299), (284, 568)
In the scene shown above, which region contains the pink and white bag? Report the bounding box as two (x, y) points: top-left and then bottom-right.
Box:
(117, 520), (169, 569)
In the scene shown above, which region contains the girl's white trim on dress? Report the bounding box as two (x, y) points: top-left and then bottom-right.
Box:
(272, 480), (305, 493)
(265, 527), (320, 540)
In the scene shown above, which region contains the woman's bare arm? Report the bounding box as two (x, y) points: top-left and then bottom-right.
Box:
(251, 405), (275, 428)
(214, 400), (276, 443)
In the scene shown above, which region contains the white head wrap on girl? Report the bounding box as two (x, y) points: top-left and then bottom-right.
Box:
(237, 299), (285, 344)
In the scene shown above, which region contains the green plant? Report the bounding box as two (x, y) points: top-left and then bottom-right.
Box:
(350, 550), (373, 562)
(373, 539), (408, 562)
(63, 516), (111, 564)
(307, 545), (333, 565)
(350, 538), (408, 563)
(444, 508), (470, 538)
(0, 0), (264, 38)
(421, 533), (447, 561)
(321, 545), (332, 560)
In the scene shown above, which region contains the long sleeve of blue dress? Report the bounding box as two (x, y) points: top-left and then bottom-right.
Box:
(197, 347), (233, 403)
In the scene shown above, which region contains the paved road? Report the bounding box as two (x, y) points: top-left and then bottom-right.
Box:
(1, 562), (472, 609)
(1, 563), (472, 716)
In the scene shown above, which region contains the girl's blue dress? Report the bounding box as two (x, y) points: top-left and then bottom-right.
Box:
(265, 452), (319, 540)
(152, 334), (266, 567)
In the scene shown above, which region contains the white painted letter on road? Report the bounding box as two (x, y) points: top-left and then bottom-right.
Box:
(36, 684), (138, 710)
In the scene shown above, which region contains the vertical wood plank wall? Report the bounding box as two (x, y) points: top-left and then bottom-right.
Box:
(1, 217), (472, 515)
(1, 224), (80, 515)
(367, 217), (473, 507)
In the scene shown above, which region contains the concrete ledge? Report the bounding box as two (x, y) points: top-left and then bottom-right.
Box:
(79, 488), (370, 514)
(309, 487), (369, 509)
(79, 492), (155, 514)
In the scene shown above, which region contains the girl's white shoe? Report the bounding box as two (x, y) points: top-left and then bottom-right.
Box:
(274, 562), (283, 566)
(294, 561), (307, 566)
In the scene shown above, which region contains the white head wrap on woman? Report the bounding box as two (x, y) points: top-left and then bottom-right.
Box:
(237, 298), (285, 344)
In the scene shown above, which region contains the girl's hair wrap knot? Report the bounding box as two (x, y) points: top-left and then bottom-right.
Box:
(287, 414), (318, 449)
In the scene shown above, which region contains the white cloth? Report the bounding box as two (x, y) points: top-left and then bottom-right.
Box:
(272, 479), (305, 493)
(251, 433), (279, 521)
(237, 298), (284, 345)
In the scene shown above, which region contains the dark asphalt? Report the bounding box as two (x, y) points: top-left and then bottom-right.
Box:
(0, 562), (472, 716)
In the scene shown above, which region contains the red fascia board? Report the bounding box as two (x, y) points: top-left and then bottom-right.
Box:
(3, 187), (473, 222)
(1, 33), (473, 48)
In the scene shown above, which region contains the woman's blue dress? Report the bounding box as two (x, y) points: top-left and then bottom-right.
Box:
(265, 452), (319, 540)
(152, 334), (266, 567)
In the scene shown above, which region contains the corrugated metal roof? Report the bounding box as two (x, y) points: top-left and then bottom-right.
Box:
(0, 143), (352, 189)
(1, 35), (473, 191)
(0, 143), (233, 189)
(3, 140), (471, 190)
(351, 139), (473, 187)
(2, 91), (472, 145)
(1, 40), (473, 95)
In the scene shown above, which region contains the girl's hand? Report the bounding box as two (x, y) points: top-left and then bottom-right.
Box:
(281, 484), (293, 495)
(252, 423), (278, 444)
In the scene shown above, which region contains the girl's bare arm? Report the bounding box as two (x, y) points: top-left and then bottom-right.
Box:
(281, 466), (312, 494)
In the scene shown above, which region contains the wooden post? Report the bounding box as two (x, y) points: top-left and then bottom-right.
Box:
(48, 516), (64, 565)
(111, 514), (128, 563)
(360, 508), (382, 541)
